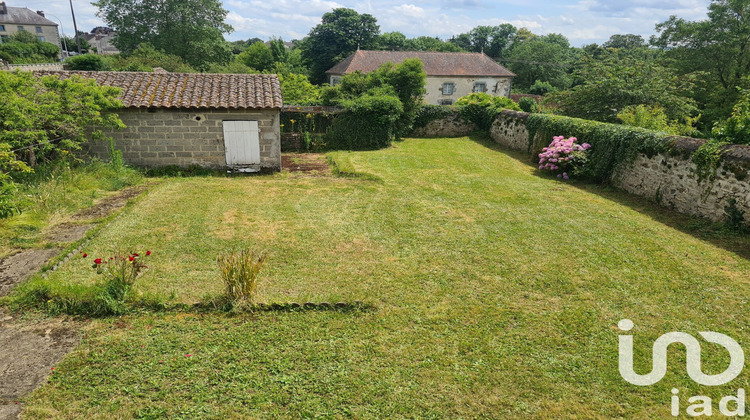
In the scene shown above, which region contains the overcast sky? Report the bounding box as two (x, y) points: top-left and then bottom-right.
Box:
(16, 0), (711, 46)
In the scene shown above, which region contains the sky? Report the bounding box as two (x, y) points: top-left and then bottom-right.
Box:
(14, 0), (711, 47)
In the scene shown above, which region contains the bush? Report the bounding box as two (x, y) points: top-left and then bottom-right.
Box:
(537, 136), (591, 179)
(617, 105), (700, 137)
(713, 87), (750, 145)
(217, 249), (266, 302)
(66, 54), (108, 71)
(327, 93), (403, 150)
(518, 97), (539, 113)
(279, 73), (322, 106)
(528, 80), (558, 96)
(413, 104), (455, 129)
(455, 93), (521, 131)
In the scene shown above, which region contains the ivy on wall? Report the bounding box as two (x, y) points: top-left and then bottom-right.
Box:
(525, 113), (670, 182)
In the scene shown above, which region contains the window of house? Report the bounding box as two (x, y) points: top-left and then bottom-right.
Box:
(37, 36), (45, 42)
(330, 76), (341, 86)
(35, 26), (43, 33)
(0, 25), (5, 32)
(473, 82), (487, 93)
(17, 26), (24, 31)
(442, 82), (455, 95)
(438, 99), (454, 106)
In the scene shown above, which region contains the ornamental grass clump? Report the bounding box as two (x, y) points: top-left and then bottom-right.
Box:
(538, 136), (591, 180)
(217, 249), (266, 302)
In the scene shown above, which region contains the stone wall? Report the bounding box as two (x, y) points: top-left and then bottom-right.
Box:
(87, 108), (281, 170)
(411, 111), (477, 137)
(490, 110), (750, 226)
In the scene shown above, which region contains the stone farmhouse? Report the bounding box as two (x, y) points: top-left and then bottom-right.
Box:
(0, 2), (59, 47)
(37, 71), (283, 172)
(326, 50), (516, 105)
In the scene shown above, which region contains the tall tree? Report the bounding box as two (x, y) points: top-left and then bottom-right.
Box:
(505, 34), (574, 91)
(651, 0), (750, 126)
(449, 24), (517, 58)
(298, 8), (380, 84)
(93, 0), (233, 70)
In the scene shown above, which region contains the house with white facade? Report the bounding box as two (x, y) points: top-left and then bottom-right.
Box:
(326, 50), (516, 105)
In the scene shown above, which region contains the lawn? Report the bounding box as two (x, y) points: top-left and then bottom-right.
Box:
(18, 137), (750, 418)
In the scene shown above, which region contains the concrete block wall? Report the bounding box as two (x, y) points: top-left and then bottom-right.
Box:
(88, 108), (281, 170)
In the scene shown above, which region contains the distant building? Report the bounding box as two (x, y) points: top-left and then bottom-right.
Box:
(326, 50), (516, 105)
(0, 2), (59, 48)
(83, 26), (119, 55)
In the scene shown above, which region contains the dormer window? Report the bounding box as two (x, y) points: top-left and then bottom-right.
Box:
(442, 82), (455, 95)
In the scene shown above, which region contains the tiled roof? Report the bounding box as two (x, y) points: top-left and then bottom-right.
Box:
(0, 6), (57, 26)
(33, 71), (283, 109)
(326, 50), (515, 77)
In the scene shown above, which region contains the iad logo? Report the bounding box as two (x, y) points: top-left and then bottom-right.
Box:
(617, 319), (746, 417)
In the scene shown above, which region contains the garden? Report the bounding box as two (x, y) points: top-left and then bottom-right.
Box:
(1, 136), (748, 418)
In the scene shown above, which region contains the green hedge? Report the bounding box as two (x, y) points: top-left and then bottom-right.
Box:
(525, 113), (670, 182)
(326, 94), (403, 150)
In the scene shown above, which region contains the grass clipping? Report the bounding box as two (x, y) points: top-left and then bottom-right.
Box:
(217, 249), (266, 303)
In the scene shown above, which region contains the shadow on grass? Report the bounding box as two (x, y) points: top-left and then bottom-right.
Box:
(467, 133), (750, 261)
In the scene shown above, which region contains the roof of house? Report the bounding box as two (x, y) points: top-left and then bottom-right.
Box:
(0, 4), (57, 26)
(33, 71), (284, 109)
(326, 50), (515, 77)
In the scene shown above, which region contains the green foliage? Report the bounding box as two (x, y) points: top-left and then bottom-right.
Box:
(449, 24), (517, 58)
(327, 93), (403, 150)
(413, 105), (456, 128)
(455, 93), (521, 130)
(278, 73), (321, 105)
(712, 86), (750, 145)
(552, 53), (698, 124)
(238, 41), (273, 72)
(505, 34), (575, 91)
(0, 33), (60, 64)
(93, 0), (233, 70)
(652, 0), (750, 128)
(527, 80), (557, 95)
(205, 59), (254, 74)
(691, 139), (729, 182)
(518, 97), (539, 113)
(724, 198), (748, 232)
(61, 34), (92, 54)
(617, 105), (700, 136)
(65, 54), (107, 71)
(299, 8), (380, 84)
(602, 34), (646, 50)
(526, 113), (670, 182)
(217, 249), (266, 302)
(109, 44), (195, 73)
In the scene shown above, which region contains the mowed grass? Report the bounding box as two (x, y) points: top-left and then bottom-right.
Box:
(21, 137), (750, 418)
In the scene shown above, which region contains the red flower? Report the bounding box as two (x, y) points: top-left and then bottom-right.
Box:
(132, 253), (139, 257)
(82, 253), (88, 258)
(146, 250), (151, 256)
(94, 258), (102, 264)
(129, 256), (135, 261)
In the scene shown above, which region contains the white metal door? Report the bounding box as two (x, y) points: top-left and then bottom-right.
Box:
(223, 121), (261, 169)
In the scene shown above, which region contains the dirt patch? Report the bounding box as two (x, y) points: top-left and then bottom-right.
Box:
(71, 184), (148, 221)
(0, 313), (81, 420)
(45, 223), (93, 244)
(0, 249), (61, 298)
(282, 153), (331, 175)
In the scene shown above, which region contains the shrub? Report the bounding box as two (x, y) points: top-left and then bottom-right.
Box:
(327, 92), (403, 150)
(537, 136), (591, 179)
(217, 249), (266, 302)
(455, 92), (521, 131)
(518, 97), (539, 113)
(617, 105), (700, 136)
(66, 54), (108, 71)
(528, 80), (558, 96)
(91, 250), (151, 301)
(713, 87), (750, 145)
(279, 73), (322, 106)
(413, 104), (455, 129)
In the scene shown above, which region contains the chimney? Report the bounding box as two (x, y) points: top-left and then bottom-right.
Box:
(36, 10), (45, 17)
(0, 3), (7, 15)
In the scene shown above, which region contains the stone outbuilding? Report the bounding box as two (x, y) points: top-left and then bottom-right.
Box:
(38, 71), (283, 172)
(326, 50), (515, 105)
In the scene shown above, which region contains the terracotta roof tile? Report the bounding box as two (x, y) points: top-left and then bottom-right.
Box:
(33, 71), (283, 109)
(326, 50), (515, 77)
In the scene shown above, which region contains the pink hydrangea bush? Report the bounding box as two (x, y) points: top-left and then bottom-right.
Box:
(538, 136), (591, 180)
